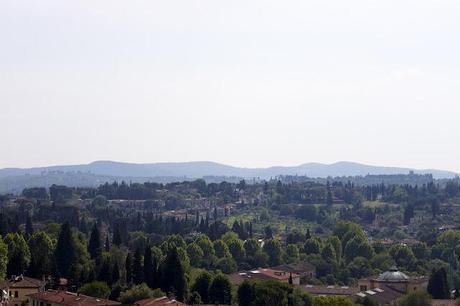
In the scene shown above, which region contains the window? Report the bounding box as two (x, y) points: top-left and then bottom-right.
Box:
(360, 285), (367, 291)
(14, 291), (18, 297)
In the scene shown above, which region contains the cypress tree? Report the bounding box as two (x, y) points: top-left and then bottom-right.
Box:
(428, 267), (450, 299)
(132, 248), (144, 285)
(112, 261), (120, 284)
(209, 274), (232, 305)
(143, 246), (154, 288)
(88, 224), (101, 259)
(25, 213), (34, 238)
(125, 253), (133, 284)
(105, 235), (110, 252)
(191, 271), (212, 304)
(161, 247), (186, 301)
(113, 226), (122, 247)
(55, 222), (76, 278)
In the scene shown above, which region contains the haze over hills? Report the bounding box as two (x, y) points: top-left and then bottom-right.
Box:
(1, 160), (458, 179)
(0, 160), (458, 194)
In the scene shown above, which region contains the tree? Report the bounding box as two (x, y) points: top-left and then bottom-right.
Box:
(161, 247), (187, 301)
(144, 246), (155, 288)
(214, 240), (231, 258)
(227, 239), (246, 262)
(25, 213), (34, 238)
(427, 268), (450, 299)
(326, 181), (333, 206)
(313, 296), (354, 306)
(304, 238), (321, 255)
(286, 244), (300, 263)
(88, 224), (102, 260)
(397, 290), (431, 306)
(132, 248), (144, 285)
(188, 291), (202, 305)
(187, 243), (204, 267)
(5, 233), (31, 276)
(209, 273), (232, 305)
(119, 283), (155, 305)
(55, 222), (77, 278)
(244, 238), (261, 258)
(263, 239), (284, 266)
(191, 271), (212, 304)
(113, 226), (122, 247)
(28, 231), (54, 278)
(78, 281), (110, 298)
(125, 252), (133, 284)
(238, 281), (254, 306)
(0, 237), (7, 280)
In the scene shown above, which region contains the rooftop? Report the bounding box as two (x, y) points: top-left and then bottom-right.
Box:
(28, 290), (121, 306)
(0, 275), (46, 289)
(135, 296), (187, 306)
(376, 267), (409, 282)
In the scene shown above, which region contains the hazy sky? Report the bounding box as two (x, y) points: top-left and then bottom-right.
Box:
(1, 0), (460, 171)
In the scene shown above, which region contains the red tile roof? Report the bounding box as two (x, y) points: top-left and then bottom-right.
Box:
(0, 275), (46, 289)
(27, 290), (121, 306)
(135, 296), (187, 306)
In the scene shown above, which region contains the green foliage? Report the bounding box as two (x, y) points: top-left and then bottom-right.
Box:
(0, 237), (7, 280)
(191, 271), (212, 304)
(312, 296), (355, 306)
(397, 290), (431, 306)
(5, 232), (30, 276)
(209, 273), (232, 305)
(119, 283), (155, 305)
(213, 239), (231, 258)
(78, 281), (110, 298)
(161, 247), (187, 301)
(427, 267), (450, 299)
(263, 239), (284, 266)
(28, 231), (55, 278)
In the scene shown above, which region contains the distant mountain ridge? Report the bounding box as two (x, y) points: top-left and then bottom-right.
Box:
(0, 160), (457, 180)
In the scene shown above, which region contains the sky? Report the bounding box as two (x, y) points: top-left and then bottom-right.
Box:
(1, 0), (460, 172)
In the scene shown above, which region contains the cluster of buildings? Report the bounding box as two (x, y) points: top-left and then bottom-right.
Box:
(0, 275), (191, 306)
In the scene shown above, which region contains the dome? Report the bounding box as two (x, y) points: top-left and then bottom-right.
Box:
(377, 267), (409, 282)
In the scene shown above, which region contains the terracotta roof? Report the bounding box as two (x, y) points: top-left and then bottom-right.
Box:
(135, 296), (187, 306)
(355, 285), (405, 305)
(229, 269), (300, 285)
(0, 275), (46, 289)
(271, 262), (316, 274)
(299, 285), (359, 296)
(27, 290), (121, 306)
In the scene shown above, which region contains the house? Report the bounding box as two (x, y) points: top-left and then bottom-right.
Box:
(27, 290), (120, 306)
(358, 267), (428, 293)
(0, 275), (46, 306)
(134, 296), (187, 306)
(229, 269), (300, 285)
(356, 267), (428, 305)
(270, 262), (316, 279)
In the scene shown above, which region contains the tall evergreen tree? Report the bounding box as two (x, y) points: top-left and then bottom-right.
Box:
(143, 246), (154, 288)
(55, 222), (77, 278)
(427, 267), (450, 299)
(191, 271), (212, 304)
(161, 247), (186, 301)
(113, 226), (122, 247)
(105, 236), (110, 252)
(25, 213), (34, 238)
(88, 224), (102, 259)
(209, 274), (232, 305)
(125, 252), (133, 284)
(132, 248), (144, 285)
(326, 181), (333, 206)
